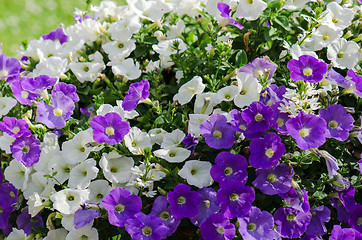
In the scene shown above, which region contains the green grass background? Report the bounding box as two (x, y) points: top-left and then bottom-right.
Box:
(0, 0), (102, 57)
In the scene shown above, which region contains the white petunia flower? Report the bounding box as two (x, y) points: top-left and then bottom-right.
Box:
(103, 38), (136, 61)
(40, 132), (60, 150)
(68, 158), (99, 189)
(148, 128), (166, 145)
(0, 96), (17, 118)
(107, 16), (141, 41)
(178, 160), (213, 188)
(50, 188), (90, 215)
(154, 147), (191, 163)
(99, 152), (134, 184)
(115, 100), (139, 119)
(66, 225), (98, 240)
(282, 0), (310, 10)
(88, 180), (112, 203)
(288, 43), (318, 59)
(6, 228), (27, 240)
(173, 76), (205, 105)
(69, 52), (106, 83)
(166, 19), (186, 39)
(49, 154), (76, 184)
(194, 92), (220, 115)
(160, 129), (185, 149)
(127, 0), (168, 22)
(0, 132), (15, 154)
(108, 58), (141, 80)
(31, 56), (68, 79)
(188, 113), (209, 136)
(233, 72), (262, 108)
(65, 18), (103, 44)
(4, 160), (31, 191)
(235, 0), (267, 21)
(319, 2), (354, 30)
(124, 127), (152, 154)
(216, 85), (239, 102)
(23, 171), (55, 199)
(44, 228), (68, 240)
(327, 38), (360, 69)
(309, 25), (343, 50)
(152, 38), (187, 56)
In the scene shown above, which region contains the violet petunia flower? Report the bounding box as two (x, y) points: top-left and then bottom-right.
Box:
(274, 207), (312, 239)
(239, 58), (277, 81)
(0, 54), (21, 82)
(229, 109), (264, 140)
(270, 101), (289, 135)
(149, 196), (180, 237)
(0, 182), (18, 212)
(74, 203), (101, 229)
(259, 84), (286, 106)
(10, 134), (41, 167)
(190, 187), (220, 226)
(42, 27), (68, 44)
(325, 68), (351, 89)
(319, 104), (354, 141)
(21, 75), (57, 94)
(11, 80), (40, 105)
(53, 82), (79, 102)
(90, 112), (130, 145)
(210, 151), (248, 186)
(248, 132), (285, 169)
(285, 111), (327, 150)
(238, 207), (275, 240)
(37, 91), (75, 129)
(16, 208), (43, 235)
(242, 101), (274, 133)
(182, 133), (198, 153)
(0, 117), (31, 138)
(348, 204), (362, 233)
(167, 183), (201, 219)
(200, 113), (235, 149)
(80, 107), (95, 117)
(347, 69), (362, 98)
(287, 55), (327, 83)
(122, 79), (150, 111)
(217, 180), (255, 219)
(0, 210), (11, 229)
(200, 213), (235, 240)
(252, 163), (293, 195)
(305, 205), (331, 237)
(101, 187), (142, 227)
(280, 186), (310, 213)
(329, 225), (356, 240)
(125, 212), (168, 240)
(217, 2), (244, 29)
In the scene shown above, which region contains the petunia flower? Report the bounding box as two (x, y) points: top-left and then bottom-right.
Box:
(178, 160), (213, 188)
(16, 208), (43, 235)
(50, 188), (90, 215)
(305, 205), (331, 236)
(125, 212), (168, 240)
(0, 54), (21, 82)
(42, 27), (68, 44)
(0, 117), (31, 138)
(190, 188), (220, 227)
(287, 55), (327, 83)
(348, 204), (362, 233)
(242, 101), (274, 133)
(274, 207), (312, 238)
(240, 58), (277, 81)
(173, 76), (205, 105)
(122, 79), (150, 111)
(90, 112), (130, 145)
(217, 2), (244, 29)
(10, 134), (41, 167)
(200, 213), (235, 240)
(329, 225), (356, 240)
(74, 203), (101, 230)
(53, 82), (79, 102)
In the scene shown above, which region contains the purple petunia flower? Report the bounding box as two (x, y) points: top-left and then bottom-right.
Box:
(16, 208), (43, 235)
(182, 133), (198, 153)
(252, 163), (293, 195)
(149, 196), (180, 237)
(348, 204), (362, 233)
(305, 205), (331, 237)
(347, 69), (362, 98)
(274, 207), (312, 239)
(217, 180), (255, 219)
(21, 75), (57, 94)
(53, 82), (79, 102)
(74, 203), (101, 229)
(270, 101), (290, 135)
(285, 111), (327, 150)
(125, 212), (168, 240)
(280, 185), (310, 213)
(239, 58), (277, 81)
(229, 109), (265, 140)
(11, 80), (40, 105)
(319, 104), (354, 141)
(0, 182), (18, 212)
(80, 107), (95, 117)
(190, 188), (220, 226)
(200, 113), (235, 149)
(101, 187), (142, 227)
(90, 112), (130, 145)
(238, 207), (275, 240)
(122, 79), (150, 111)
(259, 84), (286, 106)
(0, 117), (31, 138)
(10, 134), (41, 167)
(0, 211), (11, 229)
(37, 91), (75, 129)
(42, 27), (68, 44)
(217, 2), (244, 29)
(248, 132), (285, 169)
(200, 213), (235, 240)
(287, 55), (327, 83)
(210, 151), (248, 186)
(329, 225), (356, 240)
(0, 54), (21, 82)
(167, 184), (201, 219)
(325, 68), (351, 89)
(242, 101), (274, 133)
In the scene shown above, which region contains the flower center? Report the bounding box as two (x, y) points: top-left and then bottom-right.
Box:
(216, 226), (224, 234)
(213, 130), (222, 139)
(267, 173), (277, 183)
(190, 169), (197, 175)
(22, 145), (30, 153)
(328, 120), (338, 129)
(12, 126), (20, 134)
(0, 69), (9, 77)
(357, 217), (362, 225)
(229, 193), (239, 201)
(106, 127), (115, 135)
(204, 200), (211, 208)
(337, 52), (343, 58)
(115, 204), (125, 212)
(332, 17), (339, 23)
(303, 67), (313, 76)
(110, 167), (117, 173)
(299, 128), (310, 137)
(247, 0), (253, 4)
(9, 191), (15, 198)
(81, 235), (88, 240)
(64, 167), (70, 173)
(67, 195), (75, 201)
(53, 108), (63, 117)
(168, 151), (176, 157)
(160, 211), (170, 220)
(142, 226), (152, 236)
(177, 196), (186, 204)
(118, 42), (124, 48)
(277, 118), (284, 127)
(83, 66), (89, 72)
(224, 167), (233, 176)
(262, 90), (268, 97)
(131, 141), (137, 147)
(82, 170), (87, 176)
(265, 148), (274, 158)
(254, 113), (263, 122)
(96, 193), (104, 199)
(287, 213), (296, 221)
(247, 223), (256, 231)
(21, 91), (29, 99)
(322, 35), (329, 41)
(239, 124), (246, 131)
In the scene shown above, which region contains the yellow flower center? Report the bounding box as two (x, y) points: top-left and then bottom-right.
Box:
(21, 91), (29, 99)
(229, 193), (239, 201)
(299, 128), (310, 137)
(265, 148), (274, 158)
(303, 67), (313, 76)
(224, 167), (233, 176)
(160, 211), (170, 220)
(332, 18), (339, 23)
(177, 196), (186, 204)
(115, 204), (125, 212)
(254, 113), (263, 122)
(337, 52), (344, 58)
(67, 195), (75, 201)
(53, 108), (63, 117)
(142, 226), (152, 236)
(12, 127), (20, 134)
(287, 213), (296, 221)
(247, 223), (256, 231)
(204, 200), (211, 208)
(0, 69), (8, 77)
(213, 130), (222, 139)
(267, 173), (277, 183)
(22, 145), (30, 153)
(357, 217), (362, 225)
(322, 35), (329, 41)
(328, 120), (338, 129)
(105, 127), (115, 135)
(277, 118), (284, 127)
(216, 226), (225, 234)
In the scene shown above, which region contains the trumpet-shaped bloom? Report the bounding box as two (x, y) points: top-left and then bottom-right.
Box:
(0, 117), (31, 138)
(125, 212), (168, 240)
(167, 184), (201, 219)
(242, 101), (274, 133)
(10, 134), (41, 167)
(274, 207), (312, 238)
(287, 55), (327, 83)
(0, 54), (21, 82)
(178, 160), (213, 188)
(122, 79), (150, 111)
(191, 188), (220, 227)
(173, 76), (205, 105)
(200, 213), (235, 240)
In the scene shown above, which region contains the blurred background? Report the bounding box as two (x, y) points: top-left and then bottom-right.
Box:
(0, 0), (102, 56)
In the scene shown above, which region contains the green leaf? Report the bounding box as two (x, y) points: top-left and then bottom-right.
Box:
(274, 16), (291, 31)
(134, 45), (146, 58)
(235, 50), (247, 67)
